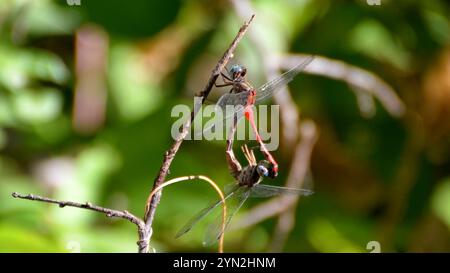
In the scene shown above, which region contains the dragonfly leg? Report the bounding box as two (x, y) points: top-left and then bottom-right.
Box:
(220, 72), (233, 82)
(214, 82), (233, 88)
(214, 73), (234, 88)
(241, 144), (256, 165)
(244, 108), (279, 177)
(226, 113), (242, 181)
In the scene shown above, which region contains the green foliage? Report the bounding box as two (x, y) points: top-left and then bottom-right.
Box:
(0, 0), (449, 253)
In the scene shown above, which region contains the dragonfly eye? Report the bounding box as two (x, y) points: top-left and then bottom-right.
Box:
(257, 165), (269, 177)
(241, 67), (247, 77)
(230, 64), (240, 73)
(230, 65), (245, 78)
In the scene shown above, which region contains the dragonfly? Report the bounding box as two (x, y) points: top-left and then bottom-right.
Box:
(200, 55), (315, 178)
(175, 144), (313, 246)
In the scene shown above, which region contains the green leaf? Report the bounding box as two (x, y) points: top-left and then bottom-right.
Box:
(432, 178), (450, 229)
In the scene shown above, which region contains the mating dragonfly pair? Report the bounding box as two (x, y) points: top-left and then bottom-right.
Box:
(177, 56), (315, 245)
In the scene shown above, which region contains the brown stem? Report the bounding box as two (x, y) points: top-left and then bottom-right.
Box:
(143, 14), (256, 251)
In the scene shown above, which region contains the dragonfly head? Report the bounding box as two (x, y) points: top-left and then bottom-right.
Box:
(256, 160), (278, 179)
(257, 160), (278, 179)
(230, 64), (247, 79)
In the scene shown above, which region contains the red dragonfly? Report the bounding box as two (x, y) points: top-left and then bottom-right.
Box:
(175, 144), (313, 246)
(201, 55), (315, 178)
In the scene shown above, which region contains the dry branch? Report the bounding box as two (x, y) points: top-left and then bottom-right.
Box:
(11, 192), (149, 252)
(143, 14), (255, 250)
(12, 192), (143, 225)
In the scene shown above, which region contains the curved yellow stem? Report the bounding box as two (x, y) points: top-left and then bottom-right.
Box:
(145, 175), (226, 253)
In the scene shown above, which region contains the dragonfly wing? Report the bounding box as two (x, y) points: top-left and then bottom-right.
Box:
(200, 92), (249, 137)
(249, 184), (314, 198)
(202, 186), (251, 246)
(215, 92), (249, 126)
(175, 184), (240, 238)
(255, 55), (315, 104)
(199, 109), (245, 138)
(217, 91), (250, 110)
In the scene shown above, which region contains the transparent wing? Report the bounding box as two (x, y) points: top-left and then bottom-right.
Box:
(202, 186), (251, 246)
(175, 184), (240, 239)
(224, 183), (241, 193)
(197, 92), (248, 138)
(249, 184), (314, 198)
(255, 55), (315, 104)
(217, 91), (252, 110)
(197, 56), (314, 137)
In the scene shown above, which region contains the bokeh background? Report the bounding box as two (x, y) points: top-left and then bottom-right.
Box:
(1, 0), (450, 253)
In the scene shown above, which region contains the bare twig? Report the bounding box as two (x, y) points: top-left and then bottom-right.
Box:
(279, 54), (405, 118)
(196, 14), (255, 101)
(11, 192), (149, 252)
(143, 15), (255, 251)
(12, 174), (227, 253)
(11, 192), (143, 225)
(232, 120), (318, 229)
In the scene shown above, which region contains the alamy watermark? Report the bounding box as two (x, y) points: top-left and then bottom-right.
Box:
(171, 97), (280, 151)
(366, 0), (381, 5)
(66, 240), (81, 253)
(366, 241), (381, 253)
(66, 0), (81, 6)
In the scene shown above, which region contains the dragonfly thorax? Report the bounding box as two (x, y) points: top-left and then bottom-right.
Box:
(237, 165), (262, 187)
(237, 160), (271, 187)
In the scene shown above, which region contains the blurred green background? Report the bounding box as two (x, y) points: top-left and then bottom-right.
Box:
(1, 0), (449, 253)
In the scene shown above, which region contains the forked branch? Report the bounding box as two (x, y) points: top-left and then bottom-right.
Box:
(12, 174), (226, 253)
(11, 192), (150, 252)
